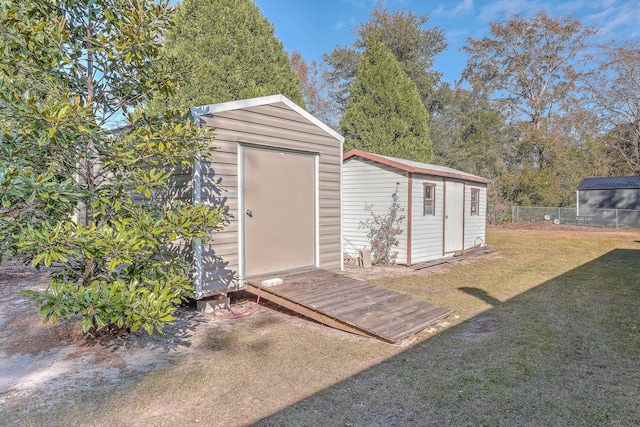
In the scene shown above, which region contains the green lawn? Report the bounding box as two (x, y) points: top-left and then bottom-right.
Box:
(258, 228), (640, 426)
(3, 228), (640, 426)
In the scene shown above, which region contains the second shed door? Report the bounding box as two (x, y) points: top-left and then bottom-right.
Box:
(444, 181), (464, 253)
(242, 146), (316, 277)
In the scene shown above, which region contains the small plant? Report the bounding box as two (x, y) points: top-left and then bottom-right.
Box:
(359, 188), (405, 264)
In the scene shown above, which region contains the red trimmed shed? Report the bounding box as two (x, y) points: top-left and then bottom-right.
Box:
(342, 150), (491, 265)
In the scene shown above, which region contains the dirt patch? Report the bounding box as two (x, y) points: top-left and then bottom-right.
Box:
(451, 313), (498, 342)
(341, 250), (504, 282)
(0, 259), (213, 410)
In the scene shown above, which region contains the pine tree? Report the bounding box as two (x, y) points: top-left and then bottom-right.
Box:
(340, 36), (433, 163)
(145, 0), (304, 114)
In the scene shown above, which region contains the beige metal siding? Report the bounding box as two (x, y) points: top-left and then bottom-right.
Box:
(197, 101), (342, 294)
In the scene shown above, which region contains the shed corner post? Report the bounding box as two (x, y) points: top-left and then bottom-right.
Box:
(191, 108), (204, 299)
(339, 139), (345, 272)
(406, 172), (413, 266)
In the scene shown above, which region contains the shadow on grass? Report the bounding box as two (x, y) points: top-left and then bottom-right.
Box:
(253, 249), (640, 426)
(458, 286), (503, 306)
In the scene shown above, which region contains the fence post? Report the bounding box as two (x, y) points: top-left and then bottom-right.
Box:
(512, 206), (516, 223)
(616, 209), (619, 229)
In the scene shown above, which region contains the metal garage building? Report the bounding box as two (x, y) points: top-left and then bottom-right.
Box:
(577, 176), (640, 227)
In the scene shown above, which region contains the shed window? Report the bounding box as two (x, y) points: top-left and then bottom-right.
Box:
(423, 183), (435, 216)
(471, 188), (480, 216)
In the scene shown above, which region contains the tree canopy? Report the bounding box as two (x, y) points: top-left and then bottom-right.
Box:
(462, 12), (600, 206)
(590, 41), (640, 174)
(0, 0), (227, 336)
(463, 12), (597, 128)
(291, 51), (339, 130)
(325, 3), (446, 115)
(340, 36), (433, 163)
(144, 0), (304, 115)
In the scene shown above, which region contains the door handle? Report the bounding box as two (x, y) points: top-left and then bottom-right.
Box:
(246, 209), (253, 217)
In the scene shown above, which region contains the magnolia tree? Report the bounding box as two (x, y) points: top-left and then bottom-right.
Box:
(0, 0), (227, 335)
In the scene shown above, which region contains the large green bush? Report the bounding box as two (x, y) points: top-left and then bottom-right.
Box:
(0, 0), (227, 336)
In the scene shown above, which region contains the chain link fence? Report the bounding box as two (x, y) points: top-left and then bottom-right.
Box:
(495, 206), (640, 229)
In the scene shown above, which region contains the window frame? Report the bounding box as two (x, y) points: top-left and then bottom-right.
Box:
(423, 183), (436, 216)
(470, 188), (480, 216)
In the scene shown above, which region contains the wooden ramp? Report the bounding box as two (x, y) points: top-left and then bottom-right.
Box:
(413, 245), (497, 271)
(245, 268), (452, 343)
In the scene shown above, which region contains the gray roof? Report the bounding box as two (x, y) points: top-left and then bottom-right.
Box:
(577, 176), (640, 190)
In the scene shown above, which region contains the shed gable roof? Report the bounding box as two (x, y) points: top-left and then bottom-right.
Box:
(343, 149), (492, 184)
(578, 176), (640, 190)
(189, 94), (344, 143)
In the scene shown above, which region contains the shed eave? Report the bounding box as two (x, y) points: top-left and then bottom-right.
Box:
(343, 149), (492, 185)
(190, 94), (344, 144)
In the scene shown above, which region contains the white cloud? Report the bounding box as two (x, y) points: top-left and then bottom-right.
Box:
(446, 28), (472, 43)
(432, 0), (474, 18)
(580, 1), (640, 40)
(333, 20), (347, 31)
(453, 0), (475, 15)
(477, 0), (543, 22)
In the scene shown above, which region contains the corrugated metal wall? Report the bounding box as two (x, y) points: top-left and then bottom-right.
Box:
(342, 158), (409, 264)
(343, 157), (488, 266)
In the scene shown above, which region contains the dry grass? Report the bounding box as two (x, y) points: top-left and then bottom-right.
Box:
(2, 227), (640, 426)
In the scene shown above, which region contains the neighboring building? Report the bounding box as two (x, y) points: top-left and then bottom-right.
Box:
(189, 95), (344, 298)
(577, 176), (640, 226)
(343, 150), (491, 266)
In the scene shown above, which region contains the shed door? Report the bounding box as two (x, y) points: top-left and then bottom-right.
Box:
(444, 181), (464, 253)
(242, 146), (316, 277)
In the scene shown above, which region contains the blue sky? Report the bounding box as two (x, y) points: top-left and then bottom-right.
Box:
(253, 0), (640, 84)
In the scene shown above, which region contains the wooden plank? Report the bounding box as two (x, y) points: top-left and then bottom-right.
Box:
(325, 289), (405, 316)
(383, 310), (453, 342)
(413, 246), (497, 270)
(266, 277), (360, 299)
(307, 286), (387, 311)
(373, 302), (452, 331)
(245, 268), (453, 343)
(245, 282), (389, 342)
(294, 281), (373, 305)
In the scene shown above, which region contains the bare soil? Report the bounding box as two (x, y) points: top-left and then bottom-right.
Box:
(0, 259), (212, 410)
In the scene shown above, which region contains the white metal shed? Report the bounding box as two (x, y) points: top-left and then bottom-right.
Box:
(343, 150), (491, 266)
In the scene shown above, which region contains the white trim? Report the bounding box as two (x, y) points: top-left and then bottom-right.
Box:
(190, 94), (344, 143)
(339, 136), (344, 271)
(193, 154), (203, 297)
(315, 154), (320, 268)
(239, 144), (319, 277)
(238, 145), (246, 283)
